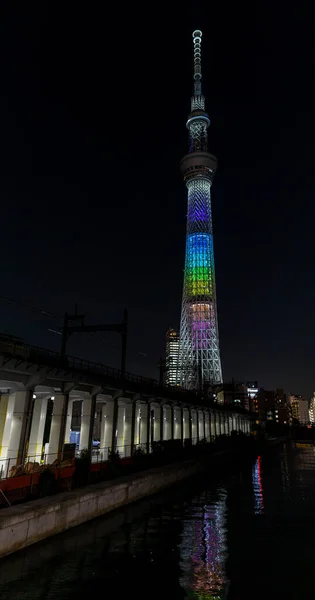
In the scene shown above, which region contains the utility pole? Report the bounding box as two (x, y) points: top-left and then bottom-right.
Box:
(61, 306), (128, 376)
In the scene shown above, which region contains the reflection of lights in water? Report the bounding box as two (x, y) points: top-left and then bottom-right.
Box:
(252, 456), (264, 514)
(179, 489), (229, 599)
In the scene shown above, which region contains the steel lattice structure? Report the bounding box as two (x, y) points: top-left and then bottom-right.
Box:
(178, 30), (223, 390)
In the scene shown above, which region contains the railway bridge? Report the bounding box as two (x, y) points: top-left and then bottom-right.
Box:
(0, 339), (251, 477)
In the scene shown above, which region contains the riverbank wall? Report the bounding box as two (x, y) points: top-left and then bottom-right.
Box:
(0, 452), (226, 558)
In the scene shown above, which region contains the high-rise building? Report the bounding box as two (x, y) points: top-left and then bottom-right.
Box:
(178, 30), (222, 390)
(165, 328), (179, 386)
(288, 394), (309, 425)
(309, 393), (315, 424)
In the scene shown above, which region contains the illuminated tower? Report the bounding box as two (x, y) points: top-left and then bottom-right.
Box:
(178, 30), (222, 390)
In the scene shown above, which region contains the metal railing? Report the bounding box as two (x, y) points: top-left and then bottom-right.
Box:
(0, 452), (70, 480)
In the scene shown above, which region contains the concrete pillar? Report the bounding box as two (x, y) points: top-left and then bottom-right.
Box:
(210, 412), (216, 440)
(174, 407), (181, 439)
(28, 397), (49, 462)
(79, 397), (92, 451)
(100, 399), (114, 460)
(1, 391), (32, 467)
(64, 399), (74, 443)
(163, 405), (171, 440)
(188, 408), (192, 440)
(116, 402), (125, 454)
(0, 395), (9, 454)
(226, 414), (229, 435)
(215, 413), (221, 436)
(133, 402), (140, 446)
(183, 408), (190, 440)
(47, 394), (68, 461)
(111, 398), (119, 452)
(153, 405), (161, 442)
(160, 405), (164, 441)
(181, 407), (184, 445)
(0, 391), (30, 473)
(146, 402), (151, 453)
(232, 414), (237, 431)
(205, 412), (210, 441)
(198, 410), (205, 440)
(124, 402), (133, 457)
(171, 406), (175, 440)
(220, 413), (225, 435)
(130, 401), (137, 456)
(191, 410), (197, 444)
(139, 403), (148, 450)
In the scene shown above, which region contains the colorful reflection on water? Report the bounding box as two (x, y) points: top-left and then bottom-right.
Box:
(179, 489), (229, 599)
(252, 456), (264, 514)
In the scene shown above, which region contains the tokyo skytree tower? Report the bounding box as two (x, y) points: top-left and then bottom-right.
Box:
(178, 30), (222, 390)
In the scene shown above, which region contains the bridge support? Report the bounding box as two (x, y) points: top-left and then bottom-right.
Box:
(163, 405), (171, 440)
(28, 396), (49, 462)
(64, 399), (74, 443)
(183, 408), (190, 440)
(0, 391), (31, 470)
(47, 394), (68, 462)
(100, 399), (114, 461)
(173, 407), (181, 439)
(79, 397), (92, 452)
(205, 411), (210, 441)
(191, 409), (197, 443)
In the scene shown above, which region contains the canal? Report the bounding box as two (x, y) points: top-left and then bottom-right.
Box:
(0, 442), (313, 599)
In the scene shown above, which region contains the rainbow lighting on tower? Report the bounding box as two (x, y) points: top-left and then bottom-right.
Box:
(178, 30), (222, 390)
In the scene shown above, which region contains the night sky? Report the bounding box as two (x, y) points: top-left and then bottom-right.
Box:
(0, 2), (314, 396)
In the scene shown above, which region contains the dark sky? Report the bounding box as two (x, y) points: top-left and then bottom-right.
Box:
(0, 2), (314, 397)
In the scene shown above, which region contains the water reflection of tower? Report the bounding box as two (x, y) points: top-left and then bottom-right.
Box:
(179, 488), (229, 599)
(252, 455), (265, 514)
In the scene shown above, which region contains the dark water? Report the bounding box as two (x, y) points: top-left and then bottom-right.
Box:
(0, 443), (314, 599)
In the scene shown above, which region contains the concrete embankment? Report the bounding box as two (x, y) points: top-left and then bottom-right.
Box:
(0, 455), (218, 558)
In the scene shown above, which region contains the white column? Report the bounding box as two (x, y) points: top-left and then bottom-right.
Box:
(205, 412), (210, 441)
(2, 391), (30, 468)
(210, 412), (216, 439)
(100, 399), (114, 460)
(134, 402), (141, 446)
(191, 410), (197, 443)
(163, 405), (171, 440)
(215, 413), (221, 436)
(183, 408), (190, 439)
(139, 403), (148, 449)
(174, 407), (181, 439)
(116, 402), (125, 455)
(28, 397), (48, 462)
(0, 392), (17, 475)
(220, 414), (225, 435)
(47, 394), (66, 461)
(198, 411), (205, 440)
(79, 397), (92, 451)
(153, 405), (160, 442)
(0, 394), (9, 451)
(232, 414), (237, 431)
(64, 399), (74, 443)
(124, 402), (133, 457)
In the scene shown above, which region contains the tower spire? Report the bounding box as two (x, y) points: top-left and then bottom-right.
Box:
(193, 30), (202, 97)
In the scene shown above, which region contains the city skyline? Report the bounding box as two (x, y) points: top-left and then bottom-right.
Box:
(0, 2), (314, 397)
